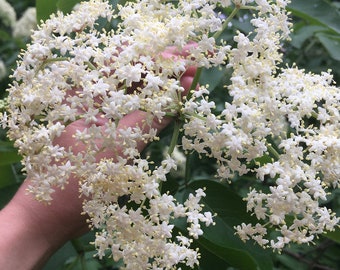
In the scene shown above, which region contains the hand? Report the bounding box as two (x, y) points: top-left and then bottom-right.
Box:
(0, 45), (197, 270)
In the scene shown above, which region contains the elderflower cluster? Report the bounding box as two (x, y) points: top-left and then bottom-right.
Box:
(0, 1), (37, 85)
(3, 0), (339, 267)
(0, 59), (6, 80)
(4, 0), (229, 268)
(182, 0), (339, 250)
(12, 7), (37, 38)
(0, 0), (36, 36)
(90, 188), (212, 269)
(0, 0), (16, 28)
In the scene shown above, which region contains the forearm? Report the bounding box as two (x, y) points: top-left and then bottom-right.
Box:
(0, 198), (53, 269)
(0, 178), (88, 270)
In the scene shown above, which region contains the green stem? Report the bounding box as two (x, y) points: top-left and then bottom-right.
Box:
(184, 153), (192, 184)
(190, 66), (202, 92)
(212, 6), (241, 40)
(186, 66), (202, 100)
(35, 57), (69, 76)
(186, 112), (207, 121)
(85, 61), (97, 70)
(80, 254), (88, 270)
(43, 57), (69, 64)
(71, 238), (85, 255)
(186, 6), (241, 100)
(40, 57), (69, 70)
(168, 119), (181, 155)
(66, 255), (80, 270)
(164, 112), (179, 118)
(267, 144), (280, 160)
(311, 110), (318, 119)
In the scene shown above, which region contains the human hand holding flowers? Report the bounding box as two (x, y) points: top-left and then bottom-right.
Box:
(1, 0), (339, 269)
(0, 44), (198, 269)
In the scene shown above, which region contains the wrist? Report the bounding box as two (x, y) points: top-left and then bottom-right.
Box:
(0, 178), (89, 269)
(0, 202), (54, 269)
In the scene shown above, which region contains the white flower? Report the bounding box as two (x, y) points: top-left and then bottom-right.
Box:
(12, 7), (37, 38)
(0, 0), (16, 28)
(3, 0), (339, 265)
(0, 59), (6, 80)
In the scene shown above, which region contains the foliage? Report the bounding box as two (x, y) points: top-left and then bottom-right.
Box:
(286, 0), (340, 84)
(0, 0), (339, 269)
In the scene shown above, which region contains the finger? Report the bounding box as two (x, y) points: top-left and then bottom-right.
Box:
(161, 42), (197, 59)
(56, 110), (170, 159)
(94, 110), (171, 161)
(180, 76), (195, 96)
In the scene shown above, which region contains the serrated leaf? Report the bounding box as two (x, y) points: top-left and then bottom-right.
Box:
(36, 0), (59, 22)
(0, 151), (21, 165)
(196, 242), (230, 270)
(190, 179), (258, 226)
(175, 180), (273, 270)
(276, 253), (308, 270)
(316, 32), (340, 61)
(200, 66), (226, 92)
(198, 216), (259, 270)
(324, 227), (340, 244)
(0, 164), (18, 188)
(57, 0), (82, 14)
(0, 183), (20, 208)
(0, 141), (21, 165)
(290, 25), (325, 49)
(288, 0), (340, 35)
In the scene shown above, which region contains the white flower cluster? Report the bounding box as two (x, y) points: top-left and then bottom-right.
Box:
(3, 0), (339, 267)
(12, 7), (37, 38)
(0, 1), (36, 83)
(182, 0), (340, 250)
(0, 0), (16, 28)
(0, 59), (6, 80)
(91, 188), (212, 269)
(4, 0), (227, 268)
(0, 0), (36, 37)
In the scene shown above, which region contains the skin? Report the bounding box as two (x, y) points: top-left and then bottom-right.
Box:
(0, 46), (197, 270)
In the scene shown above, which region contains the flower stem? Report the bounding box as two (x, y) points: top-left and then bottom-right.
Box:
(186, 67), (202, 100)
(311, 110), (318, 119)
(71, 238), (85, 255)
(168, 119), (181, 155)
(186, 6), (241, 100)
(35, 57), (69, 76)
(267, 144), (280, 160)
(85, 61), (97, 70)
(184, 152), (192, 184)
(212, 6), (241, 40)
(189, 66), (202, 92)
(80, 254), (88, 270)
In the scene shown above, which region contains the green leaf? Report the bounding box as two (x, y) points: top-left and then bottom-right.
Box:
(0, 164), (19, 188)
(43, 242), (77, 270)
(43, 232), (99, 270)
(0, 151), (21, 165)
(324, 227), (340, 244)
(176, 180), (274, 270)
(315, 32), (340, 61)
(290, 25), (325, 49)
(196, 242), (230, 270)
(0, 141), (21, 165)
(200, 66), (226, 92)
(190, 180), (258, 227)
(57, 0), (82, 14)
(36, 0), (59, 22)
(288, 0), (340, 35)
(198, 221), (259, 270)
(0, 183), (20, 208)
(276, 252), (308, 270)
